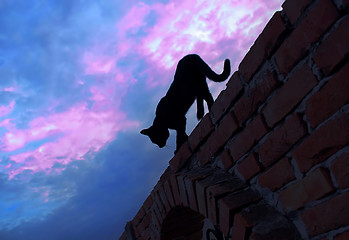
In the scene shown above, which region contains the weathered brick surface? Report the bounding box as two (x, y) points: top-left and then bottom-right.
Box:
(176, 175), (189, 207)
(229, 115), (268, 161)
(293, 113), (349, 173)
(331, 152), (349, 189)
(219, 188), (261, 237)
(302, 191), (349, 237)
(259, 114), (307, 166)
(169, 142), (191, 172)
(184, 177), (198, 212)
(169, 174), (181, 206)
(188, 113), (214, 151)
(239, 11), (287, 82)
(163, 180), (175, 208)
(230, 213), (250, 239)
(237, 153), (263, 181)
(282, 0), (313, 24)
(219, 149), (234, 170)
(206, 112), (239, 155)
(210, 71), (243, 124)
(306, 63), (349, 127)
(275, 0), (339, 75)
(234, 66), (279, 125)
(263, 65), (317, 127)
(314, 16), (349, 76)
(279, 168), (334, 211)
(258, 158), (295, 191)
(335, 231), (349, 240)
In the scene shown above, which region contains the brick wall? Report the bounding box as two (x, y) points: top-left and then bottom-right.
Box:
(120, 0), (349, 239)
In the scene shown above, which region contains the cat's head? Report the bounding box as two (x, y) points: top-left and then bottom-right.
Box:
(140, 126), (169, 148)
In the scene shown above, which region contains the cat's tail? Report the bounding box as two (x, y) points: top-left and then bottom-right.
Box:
(204, 58), (231, 82)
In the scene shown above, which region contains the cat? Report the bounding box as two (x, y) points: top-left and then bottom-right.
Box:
(141, 54), (231, 152)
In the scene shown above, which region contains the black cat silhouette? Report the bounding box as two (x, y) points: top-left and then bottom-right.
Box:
(141, 54), (231, 152)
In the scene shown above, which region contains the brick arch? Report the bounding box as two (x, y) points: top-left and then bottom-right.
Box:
(121, 0), (349, 239)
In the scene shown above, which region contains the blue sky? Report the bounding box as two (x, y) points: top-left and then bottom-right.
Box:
(0, 0), (283, 239)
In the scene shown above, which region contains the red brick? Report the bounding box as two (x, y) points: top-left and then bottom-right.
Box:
(259, 114), (307, 166)
(258, 158), (296, 191)
(210, 71), (243, 124)
(282, 0), (313, 24)
(188, 113), (214, 152)
(177, 175), (189, 207)
(184, 177), (198, 212)
(219, 189), (261, 236)
(239, 11), (287, 82)
(234, 66), (279, 125)
(229, 115), (268, 161)
(293, 113), (349, 173)
(207, 179), (246, 226)
(133, 206), (146, 227)
(195, 178), (210, 218)
(263, 65), (317, 127)
(237, 153), (263, 180)
(207, 112), (239, 154)
(335, 231), (349, 240)
(197, 112), (239, 166)
(143, 195), (153, 211)
(230, 213), (250, 240)
(306, 63), (349, 127)
(279, 168), (334, 211)
(275, 0), (339, 75)
(302, 192), (349, 237)
(169, 142), (192, 172)
(331, 152), (349, 189)
(151, 190), (166, 220)
(163, 180), (175, 208)
(158, 185), (171, 213)
(219, 149), (234, 170)
(169, 174), (181, 206)
(314, 16), (349, 76)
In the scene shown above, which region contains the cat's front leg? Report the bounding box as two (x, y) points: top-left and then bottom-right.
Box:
(196, 97), (204, 119)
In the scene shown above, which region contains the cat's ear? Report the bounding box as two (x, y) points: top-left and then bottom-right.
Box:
(140, 128), (150, 136)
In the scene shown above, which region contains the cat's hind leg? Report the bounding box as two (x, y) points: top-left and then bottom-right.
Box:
(196, 96), (204, 120)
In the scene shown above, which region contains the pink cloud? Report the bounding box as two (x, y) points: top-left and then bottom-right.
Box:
(83, 52), (117, 75)
(113, 0), (283, 86)
(0, 101), (15, 118)
(4, 96), (138, 179)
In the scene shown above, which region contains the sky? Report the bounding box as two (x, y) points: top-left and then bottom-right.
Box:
(0, 0), (283, 239)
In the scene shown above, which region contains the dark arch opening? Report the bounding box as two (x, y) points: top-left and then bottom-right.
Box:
(161, 206), (205, 240)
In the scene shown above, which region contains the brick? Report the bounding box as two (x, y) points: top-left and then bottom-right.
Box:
(210, 71), (243, 124)
(188, 113), (214, 151)
(163, 180), (175, 208)
(239, 11), (287, 82)
(282, 0), (313, 24)
(258, 158), (296, 191)
(331, 152), (349, 189)
(237, 153), (263, 180)
(169, 174), (181, 206)
(275, 0), (339, 75)
(219, 188), (261, 237)
(197, 143), (211, 166)
(207, 177), (246, 226)
(263, 65), (317, 127)
(259, 114), (307, 166)
(230, 213), (250, 240)
(151, 191), (166, 220)
(207, 112), (239, 154)
(306, 63), (349, 127)
(158, 185), (171, 213)
(133, 206), (146, 227)
(176, 175), (189, 207)
(314, 16), (349, 76)
(302, 192), (349, 237)
(169, 142), (192, 172)
(219, 149), (234, 170)
(143, 195), (153, 211)
(184, 177), (198, 212)
(335, 231), (349, 240)
(234, 65), (279, 125)
(229, 115), (268, 161)
(293, 113), (349, 173)
(279, 168), (334, 211)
